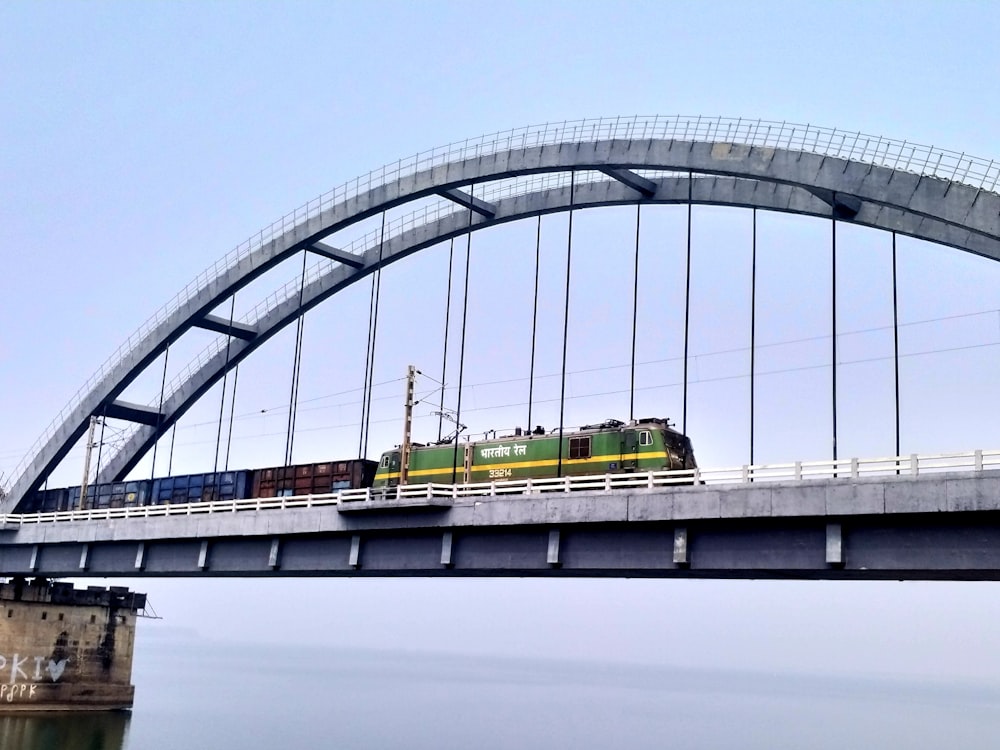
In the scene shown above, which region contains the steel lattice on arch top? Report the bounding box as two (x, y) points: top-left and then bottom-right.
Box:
(6, 115), (1000, 511)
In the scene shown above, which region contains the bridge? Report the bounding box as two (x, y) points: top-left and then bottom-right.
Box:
(2, 115), (999, 580)
(1, 452), (999, 579)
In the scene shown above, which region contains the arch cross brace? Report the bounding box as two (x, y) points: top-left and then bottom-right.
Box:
(439, 188), (497, 217)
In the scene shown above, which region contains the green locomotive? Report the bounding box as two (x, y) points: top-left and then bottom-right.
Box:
(372, 417), (696, 487)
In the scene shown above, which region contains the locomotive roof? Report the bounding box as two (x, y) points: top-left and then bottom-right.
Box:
(395, 418), (690, 453)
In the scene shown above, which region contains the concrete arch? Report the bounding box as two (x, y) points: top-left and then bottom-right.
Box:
(8, 119), (1000, 509)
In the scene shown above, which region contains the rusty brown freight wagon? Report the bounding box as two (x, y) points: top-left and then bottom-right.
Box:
(251, 459), (377, 498)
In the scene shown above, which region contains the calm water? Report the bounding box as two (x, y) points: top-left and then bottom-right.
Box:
(3, 634), (1000, 749)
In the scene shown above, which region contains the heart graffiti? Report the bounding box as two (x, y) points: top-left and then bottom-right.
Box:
(46, 659), (67, 682)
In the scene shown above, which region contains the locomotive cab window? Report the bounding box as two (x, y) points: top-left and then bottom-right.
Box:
(569, 436), (592, 459)
(380, 455), (390, 468)
(639, 430), (653, 446)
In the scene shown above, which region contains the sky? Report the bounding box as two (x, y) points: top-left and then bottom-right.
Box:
(2, 0), (1000, 682)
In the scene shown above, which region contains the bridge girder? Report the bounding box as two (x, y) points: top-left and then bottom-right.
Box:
(8, 127), (1000, 510)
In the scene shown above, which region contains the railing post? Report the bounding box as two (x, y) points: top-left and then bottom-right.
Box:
(647, 472), (654, 489)
(741, 465), (749, 483)
(910, 454), (919, 476)
(795, 462), (802, 480)
(605, 474), (612, 491)
(851, 457), (859, 479)
(975, 449), (983, 472)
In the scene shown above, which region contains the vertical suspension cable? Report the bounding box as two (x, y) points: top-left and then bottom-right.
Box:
(629, 204), (641, 422)
(556, 173), (576, 478)
(285, 251), (309, 465)
(528, 216), (542, 431)
(451, 186), (476, 482)
(358, 253), (378, 458)
(832, 214), (838, 464)
(358, 212), (387, 459)
(286, 317), (305, 464)
(750, 208), (757, 467)
(149, 347), (170, 481)
(215, 296), (237, 470)
(224, 365), (240, 472)
(167, 424), (177, 476)
(682, 172), (693, 435)
(362, 213), (387, 460)
(93, 407), (107, 483)
(892, 231), (900, 458)
(437, 239), (455, 442)
(214, 295), (237, 497)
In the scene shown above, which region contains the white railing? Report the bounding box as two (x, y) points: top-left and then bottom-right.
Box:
(7, 449), (999, 526)
(13, 115), (1000, 492)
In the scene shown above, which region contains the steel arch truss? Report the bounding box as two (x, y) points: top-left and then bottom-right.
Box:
(7, 131), (1000, 510)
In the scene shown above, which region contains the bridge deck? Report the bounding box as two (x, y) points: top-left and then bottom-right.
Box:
(2, 470), (1000, 580)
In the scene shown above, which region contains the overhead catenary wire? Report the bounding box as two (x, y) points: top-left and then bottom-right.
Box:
(4, 295), (996, 471)
(139, 313), (1000, 444)
(191, 305), (1000, 428)
(37, 332), (1000, 469)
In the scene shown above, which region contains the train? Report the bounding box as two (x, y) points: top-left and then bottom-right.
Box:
(17, 417), (696, 513)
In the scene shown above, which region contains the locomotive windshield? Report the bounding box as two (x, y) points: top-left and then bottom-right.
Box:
(664, 431), (694, 458)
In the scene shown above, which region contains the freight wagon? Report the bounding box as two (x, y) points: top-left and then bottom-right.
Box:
(252, 460), (377, 498)
(18, 459), (377, 513)
(25, 480), (151, 512)
(150, 471), (250, 505)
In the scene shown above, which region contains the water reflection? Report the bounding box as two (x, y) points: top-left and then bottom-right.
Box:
(0, 712), (129, 750)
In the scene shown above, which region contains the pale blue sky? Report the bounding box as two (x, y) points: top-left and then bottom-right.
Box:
(3, 0), (1000, 681)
